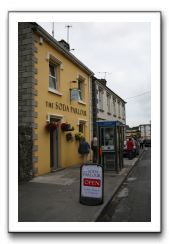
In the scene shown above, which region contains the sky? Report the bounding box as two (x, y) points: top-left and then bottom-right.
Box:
(39, 22), (151, 127)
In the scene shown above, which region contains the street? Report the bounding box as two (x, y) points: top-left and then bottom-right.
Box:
(98, 147), (151, 222)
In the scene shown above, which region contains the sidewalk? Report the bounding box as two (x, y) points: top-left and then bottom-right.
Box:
(18, 150), (145, 222)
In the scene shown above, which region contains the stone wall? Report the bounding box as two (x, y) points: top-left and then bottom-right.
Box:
(18, 22), (38, 181)
(18, 126), (33, 181)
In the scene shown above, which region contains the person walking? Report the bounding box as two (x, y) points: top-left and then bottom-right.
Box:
(78, 137), (90, 164)
(127, 138), (134, 160)
(140, 137), (144, 149)
(91, 135), (98, 163)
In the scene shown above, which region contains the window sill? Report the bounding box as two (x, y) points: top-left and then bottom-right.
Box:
(78, 100), (86, 105)
(48, 88), (63, 96)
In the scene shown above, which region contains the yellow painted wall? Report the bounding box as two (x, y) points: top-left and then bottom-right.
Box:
(34, 34), (91, 176)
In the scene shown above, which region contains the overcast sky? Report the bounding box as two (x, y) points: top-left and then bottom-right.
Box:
(39, 22), (151, 127)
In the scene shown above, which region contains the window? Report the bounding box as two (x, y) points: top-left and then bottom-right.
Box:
(49, 62), (58, 90)
(107, 94), (111, 113)
(79, 121), (86, 134)
(79, 123), (84, 133)
(78, 79), (84, 101)
(122, 103), (125, 120)
(98, 88), (103, 110)
(118, 101), (121, 118)
(113, 98), (116, 116)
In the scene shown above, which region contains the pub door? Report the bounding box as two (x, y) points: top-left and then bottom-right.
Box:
(50, 118), (60, 171)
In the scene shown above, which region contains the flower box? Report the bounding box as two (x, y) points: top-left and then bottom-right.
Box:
(61, 123), (74, 132)
(45, 121), (59, 131)
(66, 132), (74, 142)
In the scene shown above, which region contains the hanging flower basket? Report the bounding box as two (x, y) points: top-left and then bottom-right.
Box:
(61, 122), (74, 132)
(45, 121), (59, 131)
(75, 132), (84, 141)
(66, 132), (74, 142)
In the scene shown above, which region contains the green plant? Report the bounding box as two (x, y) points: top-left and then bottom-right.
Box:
(75, 132), (84, 141)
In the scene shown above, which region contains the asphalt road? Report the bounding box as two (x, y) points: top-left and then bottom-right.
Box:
(98, 147), (151, 222)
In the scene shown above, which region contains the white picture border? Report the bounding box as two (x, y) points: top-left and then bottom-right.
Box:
(9, 11), (161, 232)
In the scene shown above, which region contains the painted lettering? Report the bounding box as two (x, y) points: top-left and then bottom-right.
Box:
(58, 103), (62, 110)
(83, 178), (101, 187)
(46, 101), (86, 116)
(55, 102), (59, 109)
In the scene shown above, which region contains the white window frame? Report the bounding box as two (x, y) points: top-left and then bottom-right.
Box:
(47, 52), (63, 95)
(113, 98), (116, 116)
(107, 93), (111, 113)
(77, 119), (87, 135)
(47, 113), (64, 122)
(49, 62), (57, 90)
(77, 75), (85, 102)
(118, 101), (121, 118)
(78, 79), (83, 101)
(122, 103), (125, 120)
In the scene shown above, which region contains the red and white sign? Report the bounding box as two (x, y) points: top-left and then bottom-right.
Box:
(81, 165), (103, 199)
(83, 178), (101, 187)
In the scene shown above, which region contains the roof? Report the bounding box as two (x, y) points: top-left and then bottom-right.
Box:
(31, 22), (94, 76)
(93, 77), (126, 104)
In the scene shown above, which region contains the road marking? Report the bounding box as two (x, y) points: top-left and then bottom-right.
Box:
(127, 177), (137, 182)
(117, 187), (128, 198)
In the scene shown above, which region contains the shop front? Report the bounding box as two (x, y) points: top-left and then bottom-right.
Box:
(42, 101), (89, 174)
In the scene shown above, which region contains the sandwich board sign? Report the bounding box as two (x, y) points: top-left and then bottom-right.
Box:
(80, 164), (104, 205)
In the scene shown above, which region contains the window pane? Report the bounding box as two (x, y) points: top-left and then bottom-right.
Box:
(49, 77), (56, 89)
(99, 89), (103, 109)
(79, 123), (84, 133)
(79, 90), (82, 100)
(49, 64), (56, 77)
(78, 80), (83, 100)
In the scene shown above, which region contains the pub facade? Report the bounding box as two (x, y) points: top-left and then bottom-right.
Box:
(18, 22), (94, 180)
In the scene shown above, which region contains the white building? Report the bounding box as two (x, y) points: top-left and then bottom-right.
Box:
(139, 124), (151, 140)
(92, 77), (126, 136)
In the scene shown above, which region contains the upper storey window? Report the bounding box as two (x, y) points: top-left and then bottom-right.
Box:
(77, 75), (86, 102)
(49, 62), (58, 90)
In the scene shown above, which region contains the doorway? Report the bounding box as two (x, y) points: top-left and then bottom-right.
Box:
(50, 117), (60, 171)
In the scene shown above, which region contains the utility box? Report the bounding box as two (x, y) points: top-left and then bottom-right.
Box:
(97, 120), (124, 173)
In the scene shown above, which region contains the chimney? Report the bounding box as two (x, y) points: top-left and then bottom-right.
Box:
(58, 39), (70, 51)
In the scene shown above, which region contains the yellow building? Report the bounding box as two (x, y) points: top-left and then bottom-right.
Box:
(18, 23), (94, 179)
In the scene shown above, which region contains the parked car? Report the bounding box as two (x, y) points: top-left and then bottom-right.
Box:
(123, 138), (140, 157)
(144, 139), (151, 147)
